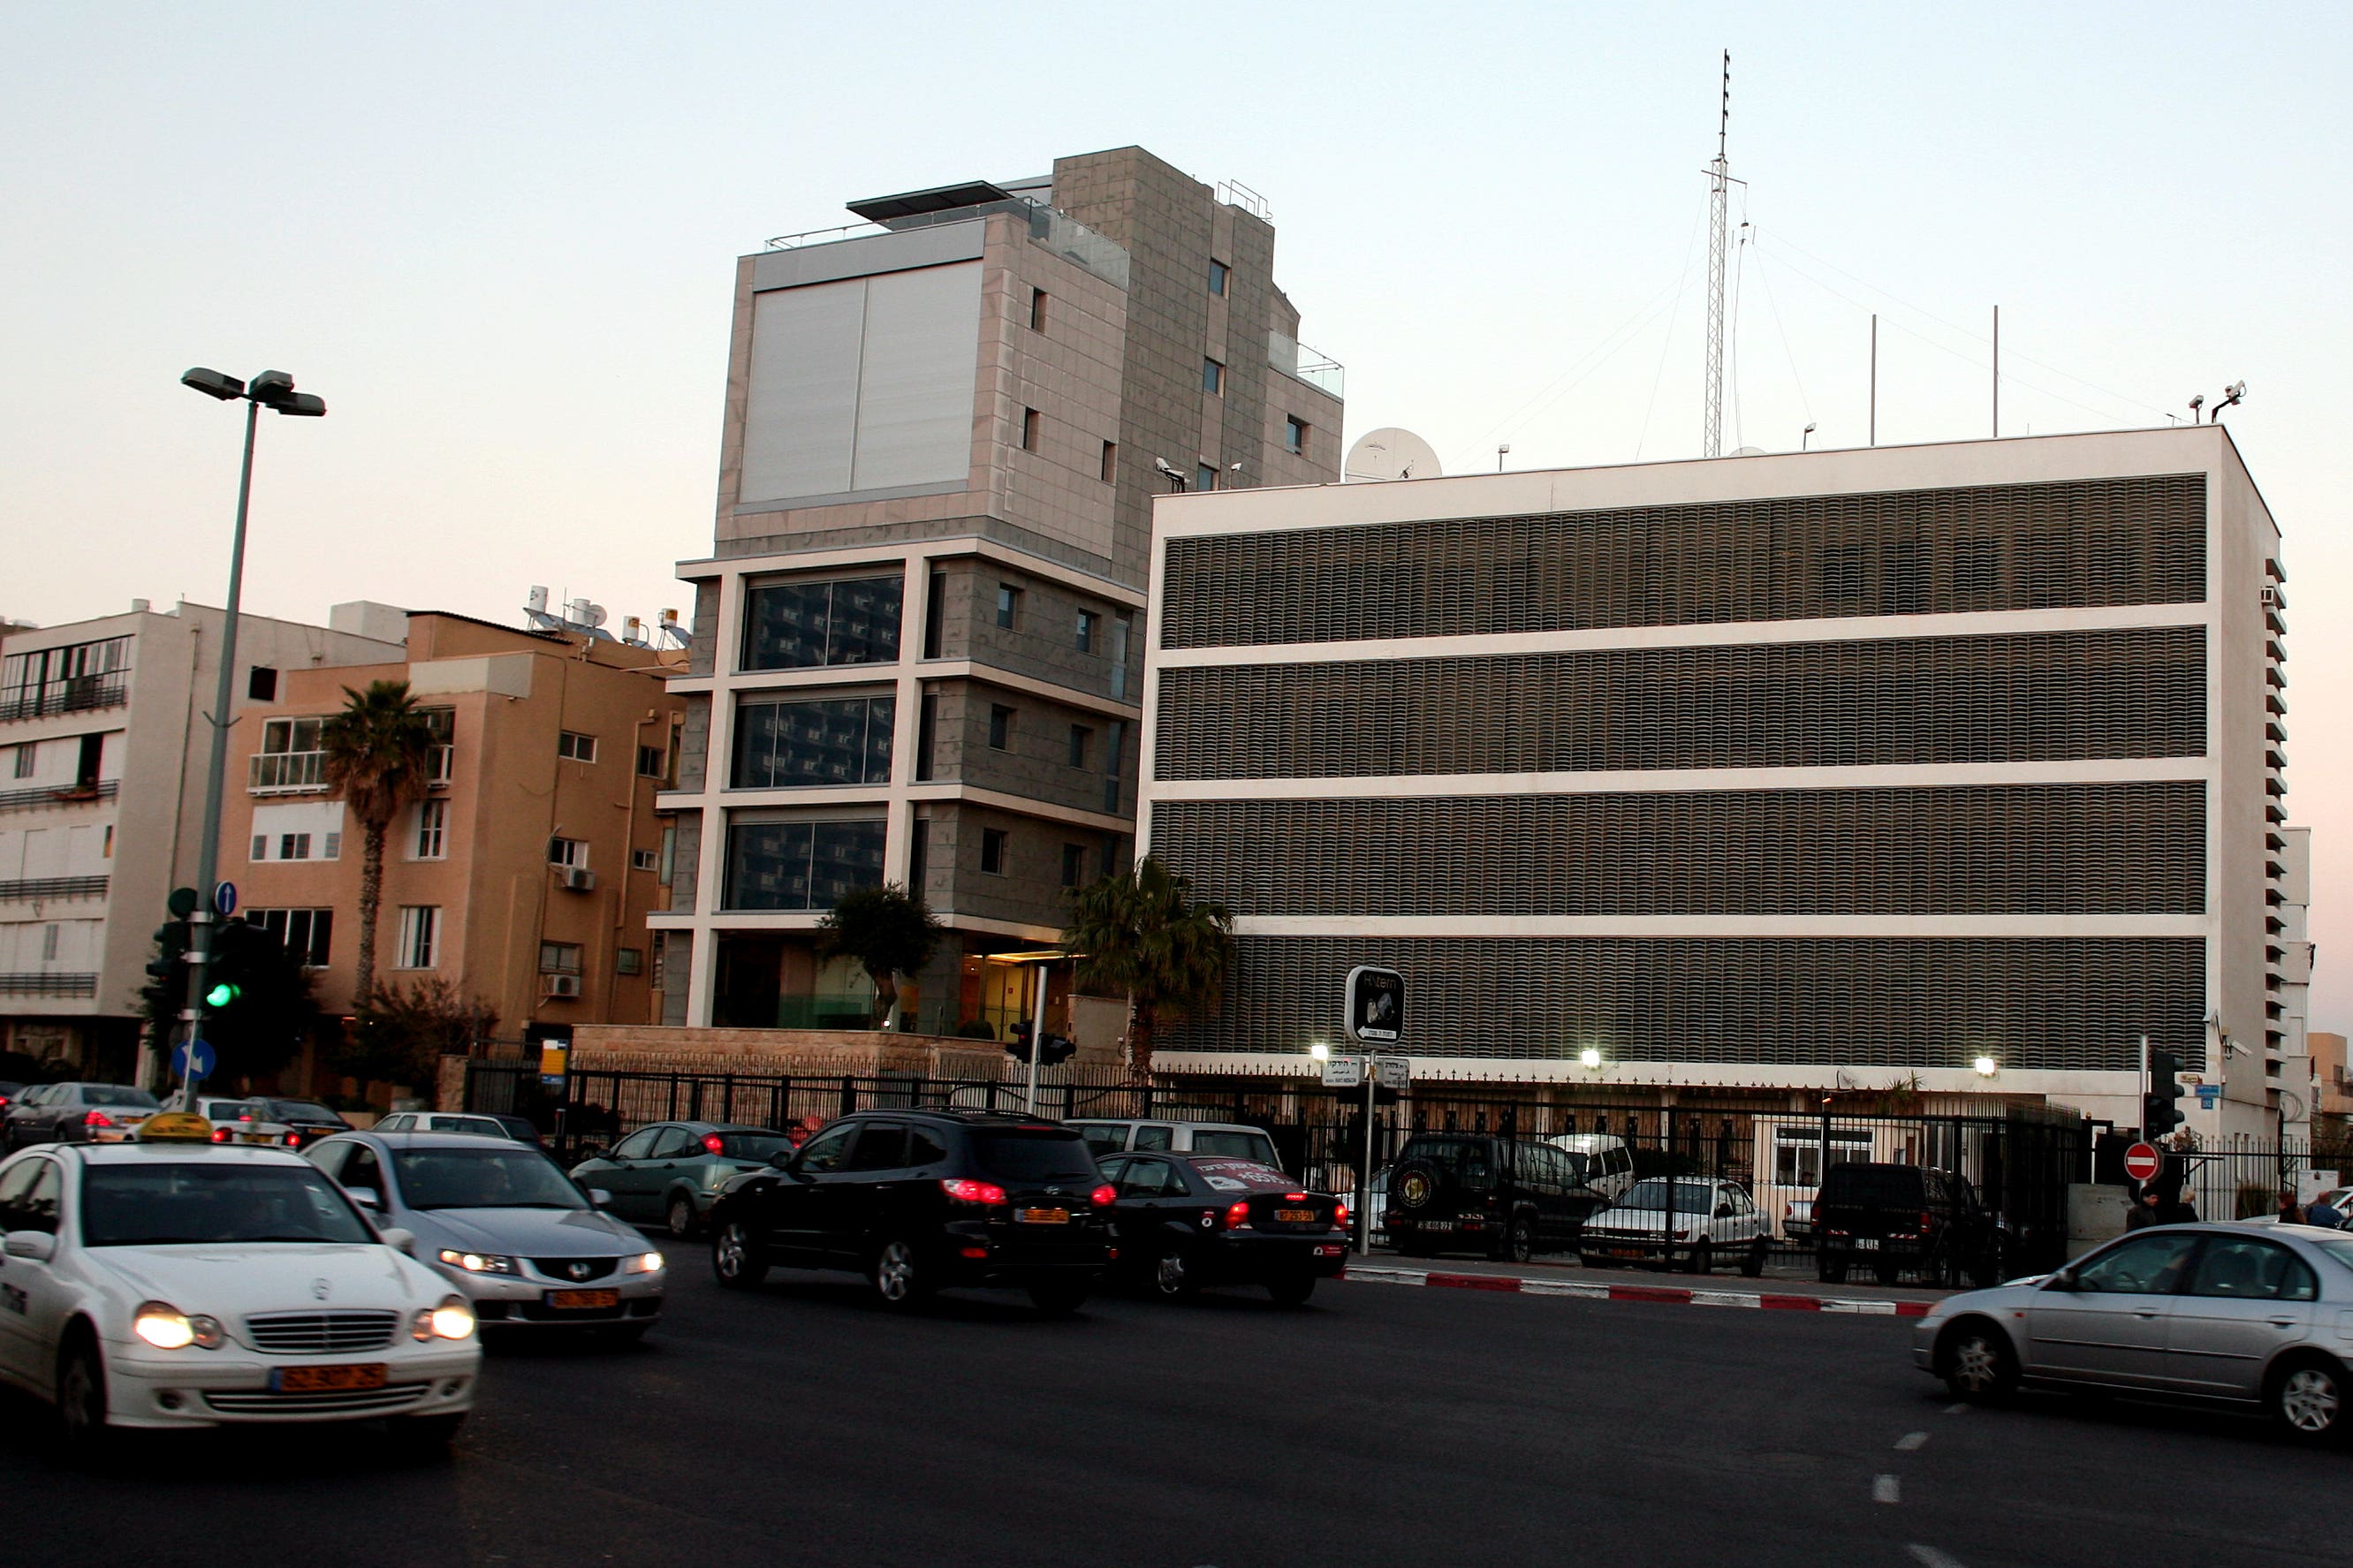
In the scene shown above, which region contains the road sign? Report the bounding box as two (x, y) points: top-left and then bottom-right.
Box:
(172, 1037), (217, 1081)
(213, 880), (238, 917)
(1373, 1056), (1410, 1091)
(2197, 1084), (2220, 1110)
(1321, 1054), (1364, 1088)
(167, 885), (200, 918)
(1346, 966), (1405, 1045)
(2123, 1141), (2163, 1183)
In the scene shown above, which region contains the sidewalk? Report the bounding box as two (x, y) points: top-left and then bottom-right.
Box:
(1337, 1249), (1955, 1318)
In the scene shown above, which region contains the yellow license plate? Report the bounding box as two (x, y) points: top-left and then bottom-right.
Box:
(1017, 1208), (1071, 1225)
(1276, 1208), (1317, 1223)
(545, 1288), (620, 1309)
(272, 1362), (387, 1392)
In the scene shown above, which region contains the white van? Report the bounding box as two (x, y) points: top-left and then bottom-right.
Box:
(1546, 1133), (1636, 1201)
(1068, 1118), (1284, 1171)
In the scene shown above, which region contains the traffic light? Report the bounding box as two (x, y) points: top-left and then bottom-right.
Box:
(147, 920), (191, 984)
(2144, 1049), (2188, 1138)
(205, 917), (283, 1026)
(1038, 1033), (1077, 1067)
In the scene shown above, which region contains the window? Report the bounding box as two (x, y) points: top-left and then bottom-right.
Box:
(0, 1159), (60, 1235)
(548, 837), (588, 868)
(1196, 464), (1218, 493)
(637, 745), (669, 780)
(247, 666), (277, 701)
(632, 848), (659, 871)
(915, 693), (937, 782)
(102, 825), (112, 859)
(41, 924), (59, 961)
(741, 574), (904, 671)
(538, 942), (583, 974)
(1075, 610), (1099, 652)
(981, 828), (1008, 875)
(732, 695), (895, 788)
(422, 707), (454, 783)
(723, 820), (887, 911)
(908, 818), (930, 890)
(11, 744), (32, 778)
(1208, 258), (1229, 296)
(76, 733), (100, 789)
(1100, 441), (1117, 483)
(1102, 718), (1127, 814)
(616, 947), (643, 976)
(1285, 416), (1308, 456)
(1021, 407), (1041, 452)
(845, 1123), (907, 1171)
(922, 572), (945, 659)
(996, 583), (1021, 629)
(2186, 1237), (2316, 1301)
(558, 731), (597, 763)
(2073, 1231), (2202, 1295)
(1062, 843), (1085, 889)
(908, 1127), (949, 1167)
(1028, 287), (1048, 331)
(1109, 612), (1132, 700)
(279, 833), (313, 861)
(989, 705), (1013, 751)
(1067, 724), (1091, 769)
(413, 798), (447, 860)
(395, 905), (441, 970)
(1203, 358), (1224, 395)
(796, 1123), (857, 1173)
(252, 907), (333, 967)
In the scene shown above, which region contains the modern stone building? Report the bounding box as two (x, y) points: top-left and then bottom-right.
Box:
(655, 148), (1343, 1040)
(1139, 427), (2289, 1137)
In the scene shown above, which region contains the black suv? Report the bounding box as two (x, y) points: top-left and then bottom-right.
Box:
(707, 1110), (1113, 1314)
(1814, 1162), (2000, 1286)
(1383, 1132), (1605, 1261)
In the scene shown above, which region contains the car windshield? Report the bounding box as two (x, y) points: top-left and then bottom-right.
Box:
(1188, 1159), (1294, 1193)
(715, 1132), (795, 1161)
(1400, 1136), (1491, 1185)
(272, 1100), (345, 1123)
(81, 1085), (160, 1109)
(1618, 1178), (1715, 1214)
(970, 1129), (1100, 1183)
(1190, 1130), (1280, 1163)
(392, 1147), (588, 1209)
(1556, 1150), (1594, 1184)
(80, 1163), (376, 1246)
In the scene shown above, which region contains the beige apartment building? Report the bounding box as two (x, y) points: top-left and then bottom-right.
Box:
(221, 608), (685, 1065)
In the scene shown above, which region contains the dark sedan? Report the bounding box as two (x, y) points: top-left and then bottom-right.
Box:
(571, 1121), (798, 1238)
(1099, 1153), (1349, 1307)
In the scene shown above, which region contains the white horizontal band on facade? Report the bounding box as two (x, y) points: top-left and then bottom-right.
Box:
(1227, 914), (2211, 939)
(1150, 1051), (2144, 1097)
(1143, 754), (2214, 803)
(1149, 600), (2213, 670)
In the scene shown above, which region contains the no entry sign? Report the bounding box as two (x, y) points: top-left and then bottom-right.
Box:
(2124, 1141), (2163, 1183)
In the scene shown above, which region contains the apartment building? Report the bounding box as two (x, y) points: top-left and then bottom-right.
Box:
(1139, 427), (2288, 1137)
(0, 601), (404, 1076)
(222, 609), (685, 1053)
(656, 146), (1342, 1037)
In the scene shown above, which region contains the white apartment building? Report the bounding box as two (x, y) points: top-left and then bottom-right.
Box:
(1138, 428), (2289, 1137)
(0, 602), (403, 1076)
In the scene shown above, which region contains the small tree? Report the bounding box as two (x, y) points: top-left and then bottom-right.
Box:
(321, 680), (437, 1004)
(1062, 854), (1234, 1080)
(334, 976), (499, 1094)
(816, 883), (945, 1029)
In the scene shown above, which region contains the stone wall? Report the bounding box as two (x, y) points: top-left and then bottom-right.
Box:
(566, 1024), (1009, 1080)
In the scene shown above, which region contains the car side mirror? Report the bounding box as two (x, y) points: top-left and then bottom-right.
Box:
(589, 1188), (615, 1208)
(2046, 1268), (2077, 1292)
(4, 1231), (57, 1262)
(345, 1186), (385, 1212)
(377, 1226), (416, 1255)
(580, 1147), (609, 1163)
(1715, 1204), (1734, 1219)
(768, 1150), (794, 1169)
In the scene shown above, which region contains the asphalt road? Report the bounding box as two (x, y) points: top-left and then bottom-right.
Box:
(2, 1253), (2342, 1568)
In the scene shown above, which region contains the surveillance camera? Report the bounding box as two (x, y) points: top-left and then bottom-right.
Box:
(1152, 457), (1180, 477)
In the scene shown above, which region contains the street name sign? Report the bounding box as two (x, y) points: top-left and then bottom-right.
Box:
(1321, 1054), (1364, 1088)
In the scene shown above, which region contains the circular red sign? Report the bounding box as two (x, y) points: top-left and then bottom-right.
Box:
(2124, 1141), (2163, 1182)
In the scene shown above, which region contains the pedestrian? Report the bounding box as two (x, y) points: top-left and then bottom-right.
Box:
(2162, 1187), (2198, 1226)
(2306, 1192), (2345, 1230)
(2125, 1186), (2164, 1230)
(2278, 1190), (2304, 1225)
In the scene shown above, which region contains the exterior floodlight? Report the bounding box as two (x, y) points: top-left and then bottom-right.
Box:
(1309, 1042), (1330, 1062)
(181, 367), (245, 400)
(1972, 1055), (1999, 1078)
(274, 391), (327, 417)
(1579, 1047), (1604, 1069)
(247, 368), (297, 403)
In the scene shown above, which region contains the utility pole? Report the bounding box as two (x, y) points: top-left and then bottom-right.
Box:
(1702, 49), (1732, 458)
(1992, 306), (2000, 437)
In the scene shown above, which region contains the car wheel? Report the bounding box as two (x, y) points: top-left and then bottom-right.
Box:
(56, 1335), (112, 1466)
(665, 1194), (698, 1240)
(1688, 1238), (1712, 1276)
(710, 1219), (768, 1288)
(1268, 1275), (1316, 1308)
(1028, 1278), (1089, 1316)
(1940, 1320), (2018, 1403)
(1740, 1240), (1766, 1278)
(1874, 1260), (1900, 1286)
(870, 1238), (930, 1309)
(394, 1413), (467, 1454)
(2267, 1357), (2346, 1443)
(1153, 1248), (1199, 1300)
(1499, 1217), (1535, 1265)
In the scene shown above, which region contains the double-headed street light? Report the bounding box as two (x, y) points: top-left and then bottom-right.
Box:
(167, 367), (327, 1104)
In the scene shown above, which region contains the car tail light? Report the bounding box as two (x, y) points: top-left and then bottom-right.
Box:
(210, 1127), (232, 1143)
(285, 1132), (303, 1148)
(1285, 1193), (1308, 1201)
(959, 1246), (989, 1259)
(1089, 1184), (1115, 1208)
(1225, 1200), (1251, 1230)
(703, 1132), (726, 1155)
(1920, 1210), (1934, 1233)
(1334, 1202), (1350, 1230)
(84, 1110), (115, 1127)
(940, 1178), (1006, 1205)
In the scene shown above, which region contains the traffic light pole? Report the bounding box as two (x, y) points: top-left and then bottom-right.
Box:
(175, 397), (261, 1108)
(2140, 1033), (2151, 1137)
(1024, 960), (1049, 1115)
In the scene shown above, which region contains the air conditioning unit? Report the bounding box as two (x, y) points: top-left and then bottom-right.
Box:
(2260, 585), (2282, 610)
(543, 973), (582, 999)
(558, 866), (596, 891)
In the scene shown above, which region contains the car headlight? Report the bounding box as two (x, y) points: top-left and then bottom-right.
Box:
(621, 1251), (664, 1275)
(414, 1295), (476, 1341)
(436, 1249), (517, 1275)
(133, 1301), (224, 1350)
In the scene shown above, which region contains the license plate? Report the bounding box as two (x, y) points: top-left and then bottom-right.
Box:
(1017, 1208), (1071, 1225)
(1606, 1247), (1644, 1258)
(545, 1288), (620, 1308)
(1855, 1238), (1880, 1252)
(1275, 1208), (1317, 1223)
(1422, 1220), (1454, 1231)
(271, 1363), (387, 1392)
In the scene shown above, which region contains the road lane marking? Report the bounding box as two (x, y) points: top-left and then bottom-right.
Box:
(1894, 1431), (1929, 1451)
(1907, 1547), (1968, 1568)
(1873, 1474), (1901, 1504)
(1335, 1264), (1935, 1318)
(1944, 1402), (1969, 1414)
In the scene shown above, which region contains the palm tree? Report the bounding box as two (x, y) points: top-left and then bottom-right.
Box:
(1062, 855), (1234, 1080)
(321, 680), (437, 1004)
(815, 883), (945, 1029)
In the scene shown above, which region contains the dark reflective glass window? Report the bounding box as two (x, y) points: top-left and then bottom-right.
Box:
(741, 576), (902, 670)
(732, 697), (895, 789)
(725, 821), (886, 911)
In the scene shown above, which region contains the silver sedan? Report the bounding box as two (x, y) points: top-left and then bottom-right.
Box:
(1913, 1221), (2353, 1442)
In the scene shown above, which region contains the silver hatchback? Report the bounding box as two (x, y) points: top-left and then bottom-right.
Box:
(1914, 1221), (2353, 1442)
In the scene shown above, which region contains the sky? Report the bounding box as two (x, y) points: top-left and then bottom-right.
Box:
(4, 3), (2347, 1029)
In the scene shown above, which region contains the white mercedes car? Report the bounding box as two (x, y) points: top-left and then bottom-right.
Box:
(0, 1123), (480, 1459)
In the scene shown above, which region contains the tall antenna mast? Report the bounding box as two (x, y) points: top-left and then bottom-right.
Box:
(1703, 49), (1734, 458)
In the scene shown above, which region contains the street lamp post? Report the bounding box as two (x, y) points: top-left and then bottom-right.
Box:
(170, 368), (326, 1105)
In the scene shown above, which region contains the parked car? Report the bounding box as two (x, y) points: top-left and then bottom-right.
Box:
(1816, 1162), (2000, 1286)
(2, 1082), (161, 1151)
(0, 1129), (479, 1458)
(1098, 1152), (1349, 1306)
(1067, 1119), (1284, 1170)
(1916, 1222), (2353, 1443)
(1545, 1133), (1637, 1203)
(569, 1122), (799, 1238)
(372, 1111), (521, 1140)
(304, 1131), (665, 1343)
(706, 1110), (1112, 1314)
(1576, 1177), (1772, 1276)
(0, 1081), (23, 1115)
(1782, 1195), (1816, 1246)
(1382, 1132), (1605, 1262)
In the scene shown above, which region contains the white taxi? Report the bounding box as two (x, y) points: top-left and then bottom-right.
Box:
(0, 1114), (480, 1459)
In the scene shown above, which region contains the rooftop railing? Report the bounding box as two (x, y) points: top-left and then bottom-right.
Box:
(1269, 331), (1345, 399)
(767, 197), (1129, 290)
(0, 972), (97, 996)
(0, 778), (118, 812)
(0, 875), (107, 903)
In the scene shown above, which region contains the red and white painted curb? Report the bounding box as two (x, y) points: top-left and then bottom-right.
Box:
(1339, 1263), (1932, 1318)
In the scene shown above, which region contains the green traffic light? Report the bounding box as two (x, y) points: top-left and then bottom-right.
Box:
(206, 981), (239, 1008)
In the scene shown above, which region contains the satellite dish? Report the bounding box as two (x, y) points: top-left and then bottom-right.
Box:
(1344, 428), (1442, 482)
(1729, 445), (1768, 458)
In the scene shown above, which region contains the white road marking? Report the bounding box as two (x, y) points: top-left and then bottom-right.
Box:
(1873, 1473), (1902, 1504)
(1944, 1402), (1969, 1414)
(1907, 1546), (1968, 1568)
(1894, 1431), (1930, 1451)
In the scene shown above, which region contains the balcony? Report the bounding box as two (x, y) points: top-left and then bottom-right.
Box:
(250, 750), (329, 793)
(1268, 331), (1345, 399)
(0, 973), (97, 997)
(0, 674), (128, 723)
(0, 875), (107, 903)
(0, 778), (118, 812)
